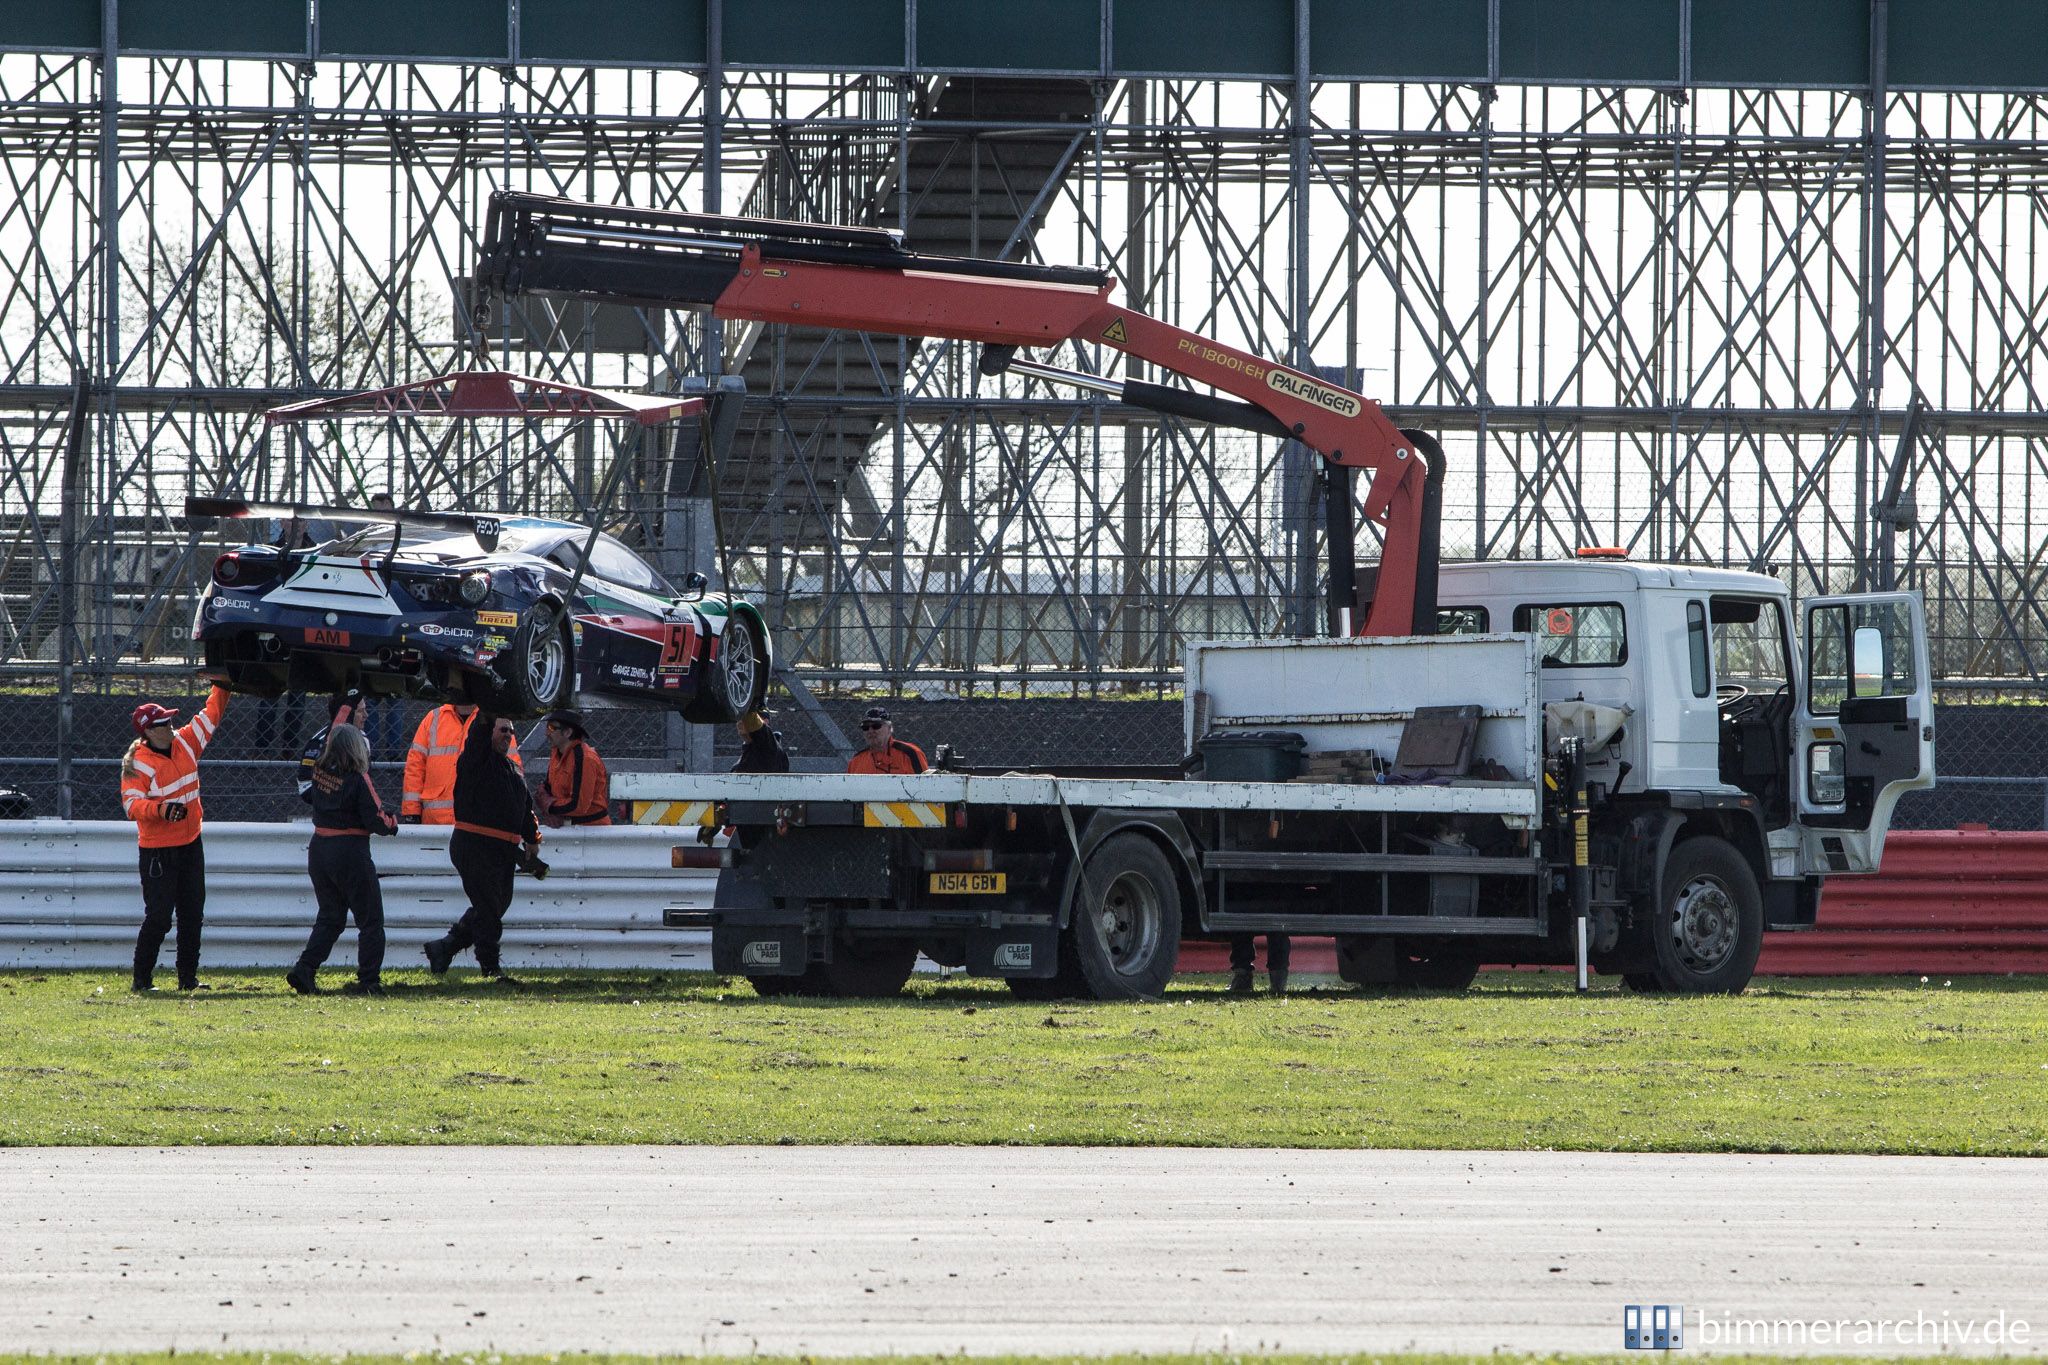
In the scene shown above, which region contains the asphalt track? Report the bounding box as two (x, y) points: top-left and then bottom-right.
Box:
(4, 1147), (2046, 1356)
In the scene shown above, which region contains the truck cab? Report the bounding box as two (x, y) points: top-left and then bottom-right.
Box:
(1432, 558), (1936, 880)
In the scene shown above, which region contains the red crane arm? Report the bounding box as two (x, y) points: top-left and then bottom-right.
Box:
(473, 192), (1441, 637)
(714, 245), (1431, 636)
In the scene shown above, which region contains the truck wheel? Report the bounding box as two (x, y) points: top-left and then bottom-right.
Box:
(815, 936), (918, 998)
(1068, 834), (1181, 1001)
(748, 971), (820, 998)
(1636, 836), (1764, 994)
(1005, 936), (1088, 1000)
(1394, 947), (1480, 990)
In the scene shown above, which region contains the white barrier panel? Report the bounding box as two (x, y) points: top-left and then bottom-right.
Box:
(0, 821), (716, 972)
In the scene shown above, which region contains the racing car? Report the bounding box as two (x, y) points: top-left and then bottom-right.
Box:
(186, 498), (770, 722)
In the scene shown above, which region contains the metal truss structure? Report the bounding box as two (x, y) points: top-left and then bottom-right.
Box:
(3, 25), (2047, 732)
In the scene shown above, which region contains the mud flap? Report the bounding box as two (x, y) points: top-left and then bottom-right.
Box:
(965, 920), (1059, 978)
(712, 925), (809, 976)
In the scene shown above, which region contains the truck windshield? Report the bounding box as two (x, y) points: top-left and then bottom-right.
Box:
(1710, 596), (1788, 693)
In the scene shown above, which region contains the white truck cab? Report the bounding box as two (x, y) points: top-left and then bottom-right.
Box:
(1433, 558), (1936, 877)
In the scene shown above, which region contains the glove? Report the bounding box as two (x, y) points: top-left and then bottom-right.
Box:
(161, 801), (187, 822)
(381, 813), (399, 833)
(399, 812), (421, 825)
(694, 825), (716, 846)
(517, 843), (550, 880)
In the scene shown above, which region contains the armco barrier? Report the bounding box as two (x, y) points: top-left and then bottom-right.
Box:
(1179, 831), (2048, 979)
(6, 825), (2042, 979)
(0, 821), (714, 972)
(1763, 829), (2048, 975)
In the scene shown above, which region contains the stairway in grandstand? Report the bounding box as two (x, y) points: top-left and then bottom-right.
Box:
(713, 76), (1097, 549)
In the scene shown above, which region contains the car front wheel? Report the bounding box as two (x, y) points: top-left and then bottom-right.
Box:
(684, 607), (769, 723)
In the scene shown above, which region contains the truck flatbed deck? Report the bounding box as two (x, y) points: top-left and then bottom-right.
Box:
(615, 771), (1539, 824)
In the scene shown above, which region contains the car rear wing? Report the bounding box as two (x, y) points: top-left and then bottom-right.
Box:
(185, 497), (505, 553)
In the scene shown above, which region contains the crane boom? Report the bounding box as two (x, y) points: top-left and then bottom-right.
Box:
(475, 190), (1442, 636)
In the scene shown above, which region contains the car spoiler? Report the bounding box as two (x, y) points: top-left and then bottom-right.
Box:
(185, 497), (503, 553)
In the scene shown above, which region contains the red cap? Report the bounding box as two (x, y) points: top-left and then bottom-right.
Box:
(132, 702), (179, 736)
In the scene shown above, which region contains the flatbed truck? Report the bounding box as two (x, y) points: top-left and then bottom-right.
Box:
(620, 565), (1934, 998)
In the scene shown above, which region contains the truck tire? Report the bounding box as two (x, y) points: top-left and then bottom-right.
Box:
(1629, 836), (1764, 994)
(815, 936), (918, 998)
(1068, 834), (1182, 1001)
(748, 971), (820, 998)
(1005, 937), (1088, 1000)
(1394, 947), (1480, 990)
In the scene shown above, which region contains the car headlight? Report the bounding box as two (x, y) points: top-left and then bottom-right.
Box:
(459, 571), (491, 605)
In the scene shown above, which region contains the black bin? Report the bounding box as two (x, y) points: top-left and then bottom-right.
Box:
(1195, 731), (1307, 782)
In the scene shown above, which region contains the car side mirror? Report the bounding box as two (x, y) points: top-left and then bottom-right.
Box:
(676, 571), (708, 602)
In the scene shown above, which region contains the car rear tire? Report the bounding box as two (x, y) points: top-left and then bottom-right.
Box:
(500, 605), (572, 716)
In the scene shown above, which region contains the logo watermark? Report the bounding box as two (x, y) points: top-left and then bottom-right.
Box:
(1623, 1305), (1683, 1350)
(1625, 1305), (2031, 1351)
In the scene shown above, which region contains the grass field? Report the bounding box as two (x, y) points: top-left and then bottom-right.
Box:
(0, 1357), (2013, 1365)
(1, 970), (2044, 1152)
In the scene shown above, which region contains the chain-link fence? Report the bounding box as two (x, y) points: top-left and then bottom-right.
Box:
(0, 670), (2035, 830)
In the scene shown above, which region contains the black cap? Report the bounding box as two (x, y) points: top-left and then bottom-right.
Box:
(544, 708), (586, 737)
(859, 706), (891, 730)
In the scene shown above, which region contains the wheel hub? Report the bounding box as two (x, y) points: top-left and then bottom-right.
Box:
(1096, 872), (1160, 975)
(529, 626), (566, 701)
(723, 620), (756, 709)
(1671, 876), (1737, 971)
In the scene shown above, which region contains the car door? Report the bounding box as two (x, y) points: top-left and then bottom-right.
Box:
(576, 534), (688, 700)
(1795, 592), (1935, 874)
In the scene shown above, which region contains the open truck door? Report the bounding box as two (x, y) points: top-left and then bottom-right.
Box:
(1797, 592), (1935, 874)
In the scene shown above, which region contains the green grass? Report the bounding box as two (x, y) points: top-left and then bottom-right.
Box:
(6, 1358), (2027, 1365)
(1, 970), (2045, 1151)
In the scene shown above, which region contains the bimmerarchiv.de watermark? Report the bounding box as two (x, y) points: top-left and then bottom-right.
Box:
(1624, 1304), (2033, 1350)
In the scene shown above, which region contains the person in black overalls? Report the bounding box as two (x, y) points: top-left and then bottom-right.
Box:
(733, 709), (790, 775)
(698, 709), (789, 851)
(287, 722), (397, 996)
(423, 709), (539, 984)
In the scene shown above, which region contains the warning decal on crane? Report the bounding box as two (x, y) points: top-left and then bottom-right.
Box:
(1100, 318), (1128, 344)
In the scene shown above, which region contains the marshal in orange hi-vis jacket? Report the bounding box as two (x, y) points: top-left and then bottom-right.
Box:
(120, 685), (229, 848)
(402, 703), (521, 822)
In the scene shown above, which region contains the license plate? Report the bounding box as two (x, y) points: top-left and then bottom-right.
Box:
(929, 872), (1006, 895)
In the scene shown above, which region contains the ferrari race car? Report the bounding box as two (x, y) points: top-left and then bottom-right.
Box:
(187, 498), (770, 722)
